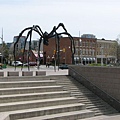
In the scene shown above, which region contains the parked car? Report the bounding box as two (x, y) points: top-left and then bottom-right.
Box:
(11, 61), (22, 66)
(24, 62), (37, 66)
(59, 64), (68, 69)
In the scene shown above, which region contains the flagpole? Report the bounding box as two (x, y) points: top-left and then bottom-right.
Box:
(1, 28), (3, 64)
(0, 28), (3, 43)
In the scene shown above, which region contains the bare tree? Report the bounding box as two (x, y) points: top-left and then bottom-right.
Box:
(116, 34), (120, 63)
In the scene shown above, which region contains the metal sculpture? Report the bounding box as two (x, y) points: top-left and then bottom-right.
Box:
(13, 23), (75, 70)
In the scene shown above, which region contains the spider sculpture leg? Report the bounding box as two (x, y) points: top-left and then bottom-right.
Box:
(35, 37), (42, 70)
(14, 27), (32, 70)
(47, 23), (75, 68)
(21, 29), (32, 70)
(14, 25), (44, 70)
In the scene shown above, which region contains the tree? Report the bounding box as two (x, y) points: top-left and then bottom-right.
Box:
(2, 42), (9, 62)
(116, 35), (120, 63)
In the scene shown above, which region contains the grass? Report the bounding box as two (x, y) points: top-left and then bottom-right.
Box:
(89, 63), (106, 66)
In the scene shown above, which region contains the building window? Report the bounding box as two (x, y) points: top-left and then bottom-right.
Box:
(75, 48), (78, 55)
(83, 49), (85, 55)
(86, 49), (88, 55)
(75, 41), (79, 46)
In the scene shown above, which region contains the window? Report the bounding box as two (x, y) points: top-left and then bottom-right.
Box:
(75, 48), (78, 55)
(86, 49), (88, 55)
(75, 41), (79, 46)
(83, 49), (85, 55)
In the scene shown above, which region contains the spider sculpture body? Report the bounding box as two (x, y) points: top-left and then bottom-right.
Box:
(13, 23), (75, 70)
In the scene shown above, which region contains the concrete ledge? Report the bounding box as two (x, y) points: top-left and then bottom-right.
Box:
(0, 113), (9, 120)
(22, 71), (33, 76)
(69, 65), (120, 112)
(7, 72), (19, 76)
(36, 71), (46, 76)
(0, 71), (46, 77)
(0, 72), (4, 77)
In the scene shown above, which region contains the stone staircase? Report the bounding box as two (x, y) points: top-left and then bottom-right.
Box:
(54, 75), (118, 116)
(0, 76), (94, 120)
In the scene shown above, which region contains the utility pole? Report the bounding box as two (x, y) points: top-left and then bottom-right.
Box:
(1, 28), (3, 64)
(0, 28), (3, 64)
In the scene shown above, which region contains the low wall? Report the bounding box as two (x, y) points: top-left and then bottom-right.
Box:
(0, 71), (46, 77)
(69, 65), (120, 111)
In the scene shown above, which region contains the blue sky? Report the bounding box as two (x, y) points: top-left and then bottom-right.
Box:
(0, 0), (120, 43)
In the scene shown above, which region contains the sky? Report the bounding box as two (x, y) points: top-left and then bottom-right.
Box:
(0, 0), (120, 43)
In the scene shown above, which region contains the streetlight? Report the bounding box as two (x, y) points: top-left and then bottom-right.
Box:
(62, 48), (66, 64)
(47, 55), (50, 68)
(1, 28), (3, 65)
(0, 36), (3, 64)
(79, 39), (82, 64)
(52, 55), (56, 72)
(101, 47), (104, 66)
(47, 55), (50, 62)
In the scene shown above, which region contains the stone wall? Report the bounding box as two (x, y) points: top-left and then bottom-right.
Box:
(69, 65), (120, 102)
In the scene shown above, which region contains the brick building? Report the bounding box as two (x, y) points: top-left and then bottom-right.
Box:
(74, 34), (97, 64)
(12, 35), (117, 65)
(43, 37), (73, 65)
(43, 35), (97, 65)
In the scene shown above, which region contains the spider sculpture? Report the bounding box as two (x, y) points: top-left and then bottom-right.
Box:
(13, 23), (75, 70)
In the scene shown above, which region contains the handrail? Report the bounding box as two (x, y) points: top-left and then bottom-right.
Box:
(69, 66), (120, 112)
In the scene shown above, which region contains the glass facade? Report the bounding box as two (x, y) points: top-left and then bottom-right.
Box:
(13, 36), (26, 50)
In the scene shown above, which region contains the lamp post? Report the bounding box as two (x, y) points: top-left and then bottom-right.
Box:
(0, 36), (3, 64)
(47, 55), (50, 68)
(62, 48), (66, 64)
(79, 39), (82, 64)
(1, 28), (3, 65)
(101, 47), (104, 66)
(92, 49), (94, 64)
(52, 55), (56, 72)
(47, 55), (50, 62)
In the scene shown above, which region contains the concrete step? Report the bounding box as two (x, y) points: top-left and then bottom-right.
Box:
(6, 103), (88, 120)
(0, 75), (118, 120)
(86, 104), (109, 109)
(0, 103), (87, 120)
(0, 75), (95, 120)
(78, 98), (106, 104)
(0, 97), (79, 112)
(0, 86), (63, 95)
(80, 114), (120, 120)
(0, 76), (50, 82)
(92, 108), (119, 115)
(55, 75), (118, 116)
(0, 75), (68, 82)
(17, 110), (94, 120)
(0, 91), (71, 103)
(0, 80), (57, 88)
